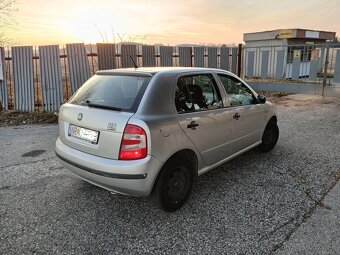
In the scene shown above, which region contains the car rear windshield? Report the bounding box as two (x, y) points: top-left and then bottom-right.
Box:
(68, 74), (151, 112)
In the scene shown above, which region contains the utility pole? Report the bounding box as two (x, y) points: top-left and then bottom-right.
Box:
(322, 44), (330, 97)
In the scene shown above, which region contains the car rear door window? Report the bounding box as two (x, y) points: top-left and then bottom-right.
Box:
(68, 74), (151, 112)
(217, 74), (256, 106)
(175, 74), (223, 113)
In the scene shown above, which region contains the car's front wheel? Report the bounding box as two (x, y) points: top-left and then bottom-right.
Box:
(151, 157), (194, 212)
(259, 120), (279, 152)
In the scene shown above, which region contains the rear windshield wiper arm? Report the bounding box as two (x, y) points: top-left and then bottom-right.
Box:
(85, 101), (122, 111)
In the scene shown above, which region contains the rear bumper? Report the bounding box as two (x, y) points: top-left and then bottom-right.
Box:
(55, 137), (163, 196)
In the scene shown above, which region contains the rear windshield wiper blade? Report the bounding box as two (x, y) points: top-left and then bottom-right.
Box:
(85, 101), (122, 111)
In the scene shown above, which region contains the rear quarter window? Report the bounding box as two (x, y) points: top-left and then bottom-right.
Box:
(68, 75), (151, 112)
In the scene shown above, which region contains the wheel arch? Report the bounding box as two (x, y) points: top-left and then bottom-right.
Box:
(162, 149), (198, 176)
(151, 149), (198, 193)
(269, 115), (277, 123)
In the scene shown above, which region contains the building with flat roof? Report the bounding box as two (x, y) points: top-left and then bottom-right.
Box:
(244, 28), (336, 45)
(243, 29), (336, 79)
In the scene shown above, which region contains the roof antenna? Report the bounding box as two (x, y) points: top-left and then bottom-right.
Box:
(129, 55), (138, 69)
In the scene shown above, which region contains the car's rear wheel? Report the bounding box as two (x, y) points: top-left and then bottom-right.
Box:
(151, 157), (194, 212)
(259, 120), (279, 152)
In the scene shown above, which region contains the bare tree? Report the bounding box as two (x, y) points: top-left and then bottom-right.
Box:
(0, 0), (18, 47)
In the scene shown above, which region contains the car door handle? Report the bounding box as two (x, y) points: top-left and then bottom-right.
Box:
(233, 113), (240, 120)
(187, 121), (199, 130)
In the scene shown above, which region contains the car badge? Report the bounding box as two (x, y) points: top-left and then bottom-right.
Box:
(77, 113), (83, 121)
(107, 122), (117, 131)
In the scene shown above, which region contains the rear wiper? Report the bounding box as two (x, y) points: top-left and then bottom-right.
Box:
(85, 101), (122, 111)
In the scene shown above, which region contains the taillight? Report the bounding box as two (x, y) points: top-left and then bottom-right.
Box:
(119, 124), (147, 160)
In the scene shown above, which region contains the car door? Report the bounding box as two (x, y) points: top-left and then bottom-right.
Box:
(216, 73), (265, 154)
(175, 73), (234, 166)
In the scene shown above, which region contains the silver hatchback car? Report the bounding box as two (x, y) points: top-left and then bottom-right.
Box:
(55, 67), (279, 211)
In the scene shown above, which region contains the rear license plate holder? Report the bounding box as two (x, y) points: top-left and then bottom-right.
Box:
(68, 125), (99, 144)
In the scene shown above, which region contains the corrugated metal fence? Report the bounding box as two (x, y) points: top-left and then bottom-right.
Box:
(243, 43), (340, 84)
(0, 43), (240, 112)
(0, 47), (7, 110)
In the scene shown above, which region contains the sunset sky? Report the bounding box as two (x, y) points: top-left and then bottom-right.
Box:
(5, 0), (340, 46)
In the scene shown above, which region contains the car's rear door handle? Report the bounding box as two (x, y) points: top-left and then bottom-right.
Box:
(233, 113), (240, 120)
(187, 121), (199, 130)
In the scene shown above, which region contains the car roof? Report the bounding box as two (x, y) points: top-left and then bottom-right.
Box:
(96, 67), (232, 76)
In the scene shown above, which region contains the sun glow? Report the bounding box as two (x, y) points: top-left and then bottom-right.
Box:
(4, 0), (340, 46)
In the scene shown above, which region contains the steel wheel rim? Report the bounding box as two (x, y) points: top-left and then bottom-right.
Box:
(166, 167), (190, 204)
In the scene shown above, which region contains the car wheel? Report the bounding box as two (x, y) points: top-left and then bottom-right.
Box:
(152, 157), (194, 212)
(259, 121), (279, 152)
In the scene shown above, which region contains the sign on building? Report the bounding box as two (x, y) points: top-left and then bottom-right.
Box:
(278, 29), (295, 39)
(293, 50), (301, 59)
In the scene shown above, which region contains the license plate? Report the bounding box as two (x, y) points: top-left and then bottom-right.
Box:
(68, 125), (99, 144)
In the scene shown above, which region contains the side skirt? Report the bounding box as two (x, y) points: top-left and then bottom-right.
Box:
(197, 141), (262, 176)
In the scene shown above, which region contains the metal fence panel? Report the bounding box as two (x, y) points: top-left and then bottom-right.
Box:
(142, 45), (156, 67)
(121, 44), (137, 68)
(178, 47), (192, 67)
(309, 60), (318, 81)
(193, 47), (204, 67)
(39, 45), (63, 112)
(261, 51), (269, 78)
(246, 51), (255, 78)
(275, 50), (285, 79)
(207, 47), (217, 68)
(231, 47), (238, 74)
(97, 43), (116, 70)
(66, 43), (90, 94)
(333, 50), (340, 83)
(220, 47), (229, 71)
(12, 46), (34, 112)
(0, 47), (8, 110)
(291, 56), (300, 80)
(159, 46), (173, 66)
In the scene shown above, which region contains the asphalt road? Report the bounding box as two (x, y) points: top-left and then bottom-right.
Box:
(1, 96), (339, 254)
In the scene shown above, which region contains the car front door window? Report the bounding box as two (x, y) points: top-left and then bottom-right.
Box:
(218, 74), (256, 106)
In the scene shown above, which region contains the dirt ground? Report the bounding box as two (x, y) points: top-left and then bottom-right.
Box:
(273, 94), (340, 107)
(0, 111), (58, 127)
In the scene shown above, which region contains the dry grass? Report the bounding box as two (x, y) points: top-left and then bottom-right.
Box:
(0, 111), (58, 127)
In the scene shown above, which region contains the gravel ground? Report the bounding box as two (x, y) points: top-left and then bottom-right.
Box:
(0, 95), (339, 254)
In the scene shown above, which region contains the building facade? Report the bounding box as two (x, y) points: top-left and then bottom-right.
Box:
(243, 29), (336, 79)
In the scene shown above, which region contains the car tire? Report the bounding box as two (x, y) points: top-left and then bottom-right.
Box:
(151, 157), (194, 212)
(259, 120), (279, 152)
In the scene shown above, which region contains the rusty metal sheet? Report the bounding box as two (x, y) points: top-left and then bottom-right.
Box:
(39, 45), (63, 111)
(159, 46), (173, 66)
(66, 43), (90, 94)
(12, 46), (35, 112)
(121, 44), (137, 68)
(220, 47), (230, 71)
(193, 47), (204, 67)
(97, 43), (116, 70)
(178, 47), (192, 67)
(142, 45), (156, 67)
(208, 47), (218, 68)
(231, 47), (238, 74)
(0, 47), (7, 110)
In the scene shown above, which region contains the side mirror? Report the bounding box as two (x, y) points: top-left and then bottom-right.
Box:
(258, 95), (266, 104)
